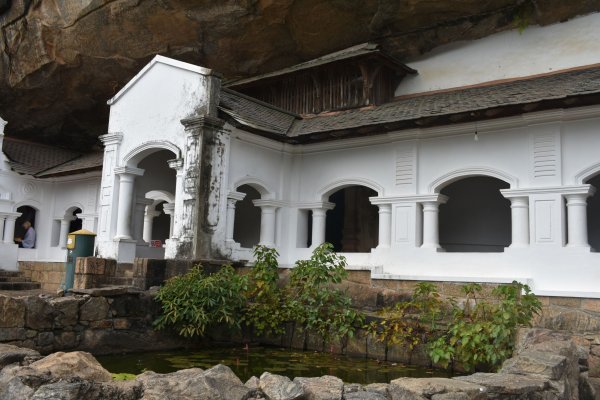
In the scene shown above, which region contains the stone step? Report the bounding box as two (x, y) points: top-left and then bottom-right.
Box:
(0, 270), (21, 277)
(0, 276), (31, 282)
(0, 281), (41, 291)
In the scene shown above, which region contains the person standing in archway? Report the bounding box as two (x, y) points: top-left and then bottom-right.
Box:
(15, 220), (36, 248)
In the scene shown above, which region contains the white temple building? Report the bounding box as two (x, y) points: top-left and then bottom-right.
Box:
(2, 13), (600, 298)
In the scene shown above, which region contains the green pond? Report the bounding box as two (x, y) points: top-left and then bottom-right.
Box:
(96, 345), (451, 384)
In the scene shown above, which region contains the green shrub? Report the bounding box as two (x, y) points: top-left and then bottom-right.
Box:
(154, 265), (248, 337)
(287, 243), (364, 344)
(428, 281), (542, 372)
(367, 282), (444, 349)
(243, 246), (290, 337)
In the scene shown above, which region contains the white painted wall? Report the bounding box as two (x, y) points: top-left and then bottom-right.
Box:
(397, 13), (600, 96)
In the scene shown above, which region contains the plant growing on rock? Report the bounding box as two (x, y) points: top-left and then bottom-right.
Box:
(286, 243), (364, 347)
(154, 265), (248, 337)
(428, 281), (542, 372)
(243, 246), (290, 337)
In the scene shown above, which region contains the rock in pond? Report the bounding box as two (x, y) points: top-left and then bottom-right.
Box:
(260, 372), (304, 400)
(293, 375), (344, 399)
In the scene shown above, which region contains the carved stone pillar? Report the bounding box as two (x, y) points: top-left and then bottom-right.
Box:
(566, 187), (595, 248)
(310, 202), (335, 248)
(226, 191), (246, 242)
(253, 200), (282, 248)
(377, 204), (392, 249)
(133, 197), (153, 245)
(3, 213), (19, 244)
(58, 216), (75, 248)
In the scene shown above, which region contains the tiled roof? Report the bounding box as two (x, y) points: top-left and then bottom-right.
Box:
(291, 66), (600, 136)
(2, 137), (102, 177)
(36, 151), (104, 177)
(225, 42), (415, 88)
(219, 88), (298, 135)
(221, 65), (600, 140)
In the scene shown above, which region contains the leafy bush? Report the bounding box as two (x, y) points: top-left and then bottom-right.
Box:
(154, 265), (248, 337)
(428, 281), (542, 372)
(243, 246), (290, 337)
(287, 243), (364, 344)
(367, 282), (444, 349)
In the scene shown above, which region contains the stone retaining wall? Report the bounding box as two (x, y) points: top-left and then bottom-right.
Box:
(0, 288), (184, 355)
(18, 261), (65, 291)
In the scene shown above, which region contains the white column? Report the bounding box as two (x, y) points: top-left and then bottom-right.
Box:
(143, 208), (159, 243)
(163, 203), (176, 238)
(421, 195), (447, 249)
(225, 192), (246, 242)
(133, 197), (153, 244)
(311, 209), (328, 248)
(566, 193), (591, 248)
(309, 202), (334, 248)
(0, 215), (5, 242)
(114, 167), (144, 241)
(167, 159), (184, 239)
(58, 216), (75, 248)
(3, 214), (19, 244)
(377, 204), (392, 249)
(508, 196), (530, 248)
(253, 200), (281, 248)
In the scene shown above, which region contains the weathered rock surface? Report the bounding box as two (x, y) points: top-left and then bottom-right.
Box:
(259, 371), (304, 400)
(28, 351), (112, 382)
(390, 377), (485, 400)
(1, 1), (599, 149)
(293, 375), (344, 399)
(455, 373), (551, 397)
(137, 364), (253, 400)
(345, 392), (388, 400)
(0, 344), (39, 370)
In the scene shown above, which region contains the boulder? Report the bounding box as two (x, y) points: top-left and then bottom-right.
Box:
(137, 368), (218, 400)
(293, 375), (343, 400)
(579, 372), (600, 400)
(390, 377), (485, 400)
(501, 350), (568, 380)
(365, 383), (390, 397)
(203, 364), (253, 400)
(344, 383), (365, 393)
(28, 351), (112, 382)
(345, 392), (388, 400)
(246, 376), (260, 390)
(138, 365), (252, 400)
(30, 379), (141, 400)
(0, 344), (40, 370)
(455, 372), (550, 396)
(259, 372), (304, 400)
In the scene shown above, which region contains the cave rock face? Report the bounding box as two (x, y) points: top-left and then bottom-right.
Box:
(1, 0), (599, 148)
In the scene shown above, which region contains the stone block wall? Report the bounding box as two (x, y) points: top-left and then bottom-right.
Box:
(18, 261), (65, 291)
(0, 290), (184, 355)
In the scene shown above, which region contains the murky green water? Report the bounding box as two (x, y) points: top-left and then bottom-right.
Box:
(96, 345), (451, 384)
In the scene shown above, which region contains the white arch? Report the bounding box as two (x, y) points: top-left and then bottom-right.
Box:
(60, 202), (85, 217)
(13, 199), (42, 213)
(122, 140), (181, 167)
(429, 167), (518, 193)
(575, 162), (600, 184)
(233, 177), (274, 198)
(145, 190), (174, 204)
(317, 177), (384, 201)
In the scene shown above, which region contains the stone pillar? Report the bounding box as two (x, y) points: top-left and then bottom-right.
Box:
(3, 213), (19, 244)
(226, 192), (246, 242)
(143, 208), (159, 243)
(113, 167), (144, 241)
(566, 192), (593, 248)
(58, 216), (75, 248)
(508, 196), (530, 248)
(377, 204), (392, 249)
(310, 202), (335, 248)
(0, 215), (5, 242)
(162, 203), (175, 239)
(253, 200), (282, 248)
(133, 197), (153, 245)
(421, 195), (447, 249)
